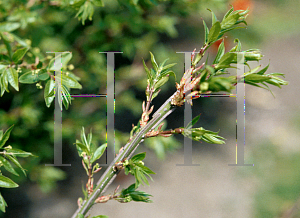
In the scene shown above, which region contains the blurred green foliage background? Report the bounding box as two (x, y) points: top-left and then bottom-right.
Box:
(0, 0), (299, 217)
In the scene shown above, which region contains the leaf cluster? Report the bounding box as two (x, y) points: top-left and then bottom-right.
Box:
(193, 6), (249, 66)
(123, 152), (155, 188)
(0, 125), (33, 212)
(75, 127), (106, 166)
(243, 64), (288, 96)
(143, 52), (176, 102)
(192, 39), (287, 94)
(0, 29), (82, 110)
(204, 7), (249, 46)
(116, 183), (153, 203)
(44, 53), (82, 110)
(182, 115), (225, 144)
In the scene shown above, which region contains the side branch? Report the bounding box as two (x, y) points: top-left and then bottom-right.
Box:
(71, 91), (178, 218)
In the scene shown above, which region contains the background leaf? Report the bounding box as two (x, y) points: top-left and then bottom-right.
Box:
(12, 47), (28, 63)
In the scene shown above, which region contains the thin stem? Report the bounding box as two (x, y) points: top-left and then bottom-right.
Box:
(145, 90), (153, 113)
(87, 161), (93, 195)
(71, 91), (178, 218)
(144, 128), (183, 138)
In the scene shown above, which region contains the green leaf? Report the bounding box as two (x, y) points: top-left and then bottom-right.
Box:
(142, 59), (151, 81)
(12, 48), (28, 63)
(223, 6), (234, 20)
(121, 184), (136, 195)
(5, 148), (33, 157)
(0, 125), (14, 149)
(6, 68), (19, 91)
(230, 38), (242, 52)
(0, 22), (20, 32)
(87, 129), (92, 149)
(134, 170), (143, 187)
(44, 79), (55, 107)
(243, 65), (261, 77)
(6, 155), (26, 176)
(244, 74), (271, 83)
(154, 76), (169, 90)
(0, 192), (7, 212)
(161, 63), (177, 72)
(265, 76), (288, 88)
(203, 20), (209, 44)
(215, 52), (236, 70)
(151, 88), (160, 101)
(149, 52), (158, 72)
(207, 9), (218, 25)
(207, 76), (235, 92)
(48, 53), (72, 71)
(77, 214), (85, 218)
(202, 133), (225, 144)
(90, 143), (107, 163)
(0, 156), (19, 176)
(1, 33), (12, 58)
(75, 142), (89, 155)
(119, 184), (153, 203)
(75, 139), (83, 157)
(19, 71), (39, 84)
(200, 82), (209, 91)
(0, 130), (3, 141)
(37, 69), (50, 80)
(207, 21), (221, 44)
(139, 171), (151, 186)
(0, 71), (9, 96)
(76, 1), (94, 25)
(186, 114), (201, 129)
(183, 127), (225, 144)
(135, 163), (155, 175)
(0, 175), (18, 188)
(221, 12), (240, 29)
(158, 58), (169, 70)
(131, 152), (146, 162)
(213, 40), (225, 64)
(130, 192), (152, 203)
(61, 84), (72, 110)
(159, 69), (176, 79)
(219, 26), (246, 36)
(61, 74), (82, 89)
(92, 0), (104, 7)
(244, 50), (263, 61)
(81, 127), (88, 148)
(9, 33), (30, 48)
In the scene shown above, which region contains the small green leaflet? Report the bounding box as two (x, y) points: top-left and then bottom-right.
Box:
(207, 21), (221, 44)
(0, 125), (14, 148)
(12, 47), (28, 63)
(90, 143), (107, 163)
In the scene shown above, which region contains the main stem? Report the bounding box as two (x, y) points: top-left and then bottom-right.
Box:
(71, 91), (178, 218)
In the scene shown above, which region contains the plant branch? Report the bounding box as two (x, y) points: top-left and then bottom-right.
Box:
(71, 91), (178, 218)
